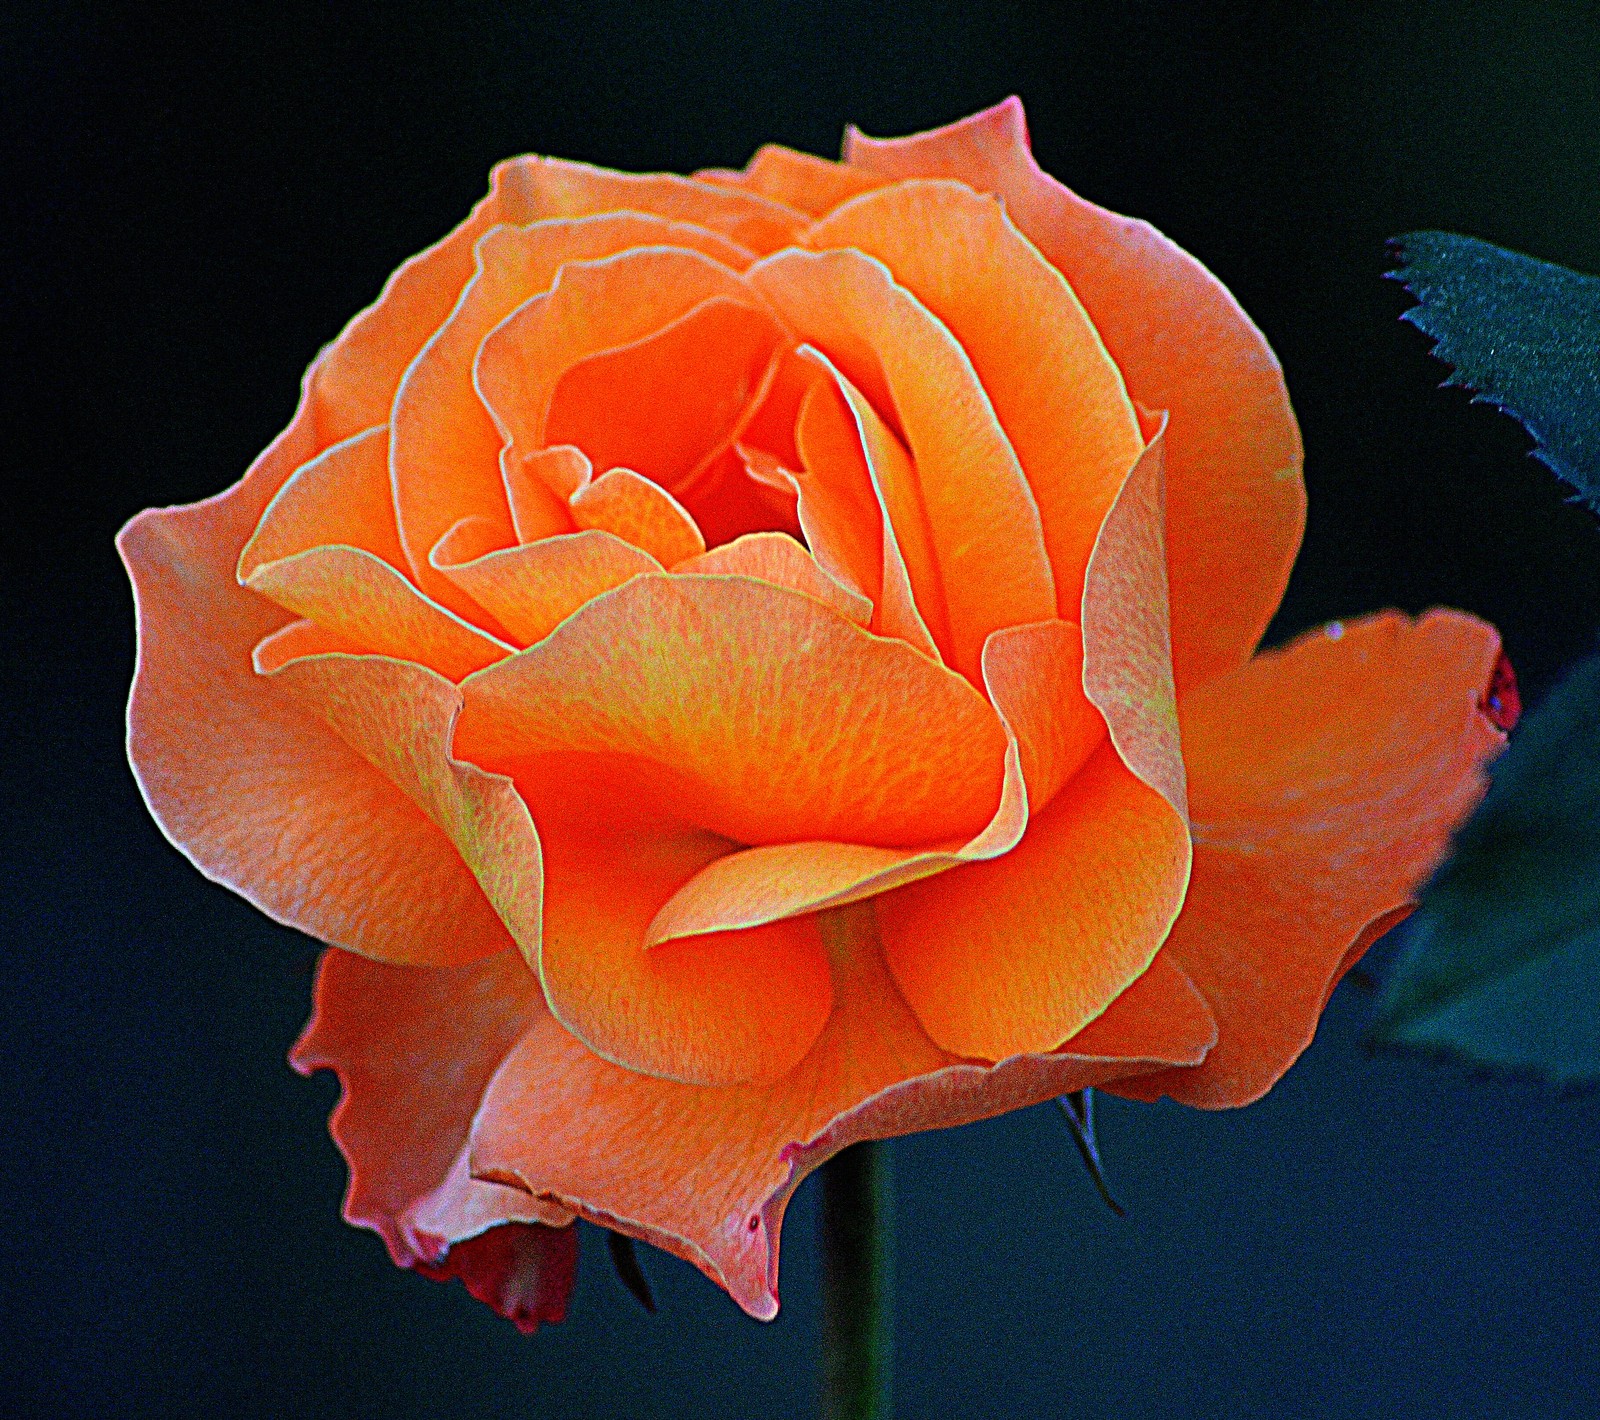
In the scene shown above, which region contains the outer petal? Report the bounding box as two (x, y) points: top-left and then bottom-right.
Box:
(412, 1221), (579, 1335)
(306, 183), (507, 441)
(1117, 610), (1509, 1108)
(696, 144), (891, 217)
(493, 156), (807, 254)
(118, 374), (520, 967)
(803, 179), (1143, 618)
(469, 901), (1215, 1321)
(846, 97), (1305, 696)
(288, 947), (567, 1266)
(497, 756), (835, 1086)
(748, 246), (1057, 681)
(237, 425), (407, 575)
(260, 653), (543, 967)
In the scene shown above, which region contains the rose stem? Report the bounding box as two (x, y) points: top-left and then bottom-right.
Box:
(819, 1139), (893, 1419)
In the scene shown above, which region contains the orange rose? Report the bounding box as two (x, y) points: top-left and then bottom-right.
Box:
(119, 98), (1511, 1326)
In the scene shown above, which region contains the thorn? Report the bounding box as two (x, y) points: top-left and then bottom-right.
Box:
(606, 1229), (657, 1314)
(1055, 1089), (1127, 1217)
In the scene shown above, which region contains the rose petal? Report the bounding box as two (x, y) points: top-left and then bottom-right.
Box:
(791, 353), (942, 660)
(493, 156), (806, 254)
(675, 532), (873, 626)
(543, 295), (784, 497)
(237, 425), (408, 576)
(640, 426), (1185, 974)
(642, 617), (1101, 948)
(786, 422), (1185, 1057)
(253, 618), (364, 672)
(845, 97), (1305, 697)
(454, 573), (1009, 849)
(497, 755), (835, 1085)
(392, 217), (749, 617)
(1080, 414), (1187, 818)
(507, 445), (591, 539)
(803, 179), (1143, 618)
(1114, 609), (1508, 1108)
(307, 184), (507, 442)
(568, 467), (706, 567)
(469, 901), (1214, 1321)
(432, 523), (662, 647)
(260, 653), (542, 966)
(975, 619), (1105, 813)
(244, 547), (513, 680)
(697, 144), (891, 217)
(412, 1221), (579, 1335)
(748, 246), (1057, 681)
(475, 249), (754, 474)
(876, 743), (1189, 1059)
(289, 947), (565, 1265)
(118, 377), (520, 967)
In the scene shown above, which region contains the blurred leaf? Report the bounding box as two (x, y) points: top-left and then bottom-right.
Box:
(1389, 231), (1600, 508)
(1372, 656), (1600, 1083)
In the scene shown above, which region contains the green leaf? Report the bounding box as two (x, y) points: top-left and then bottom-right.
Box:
(1372, 656), (1600, 1084)
(1389, 231), (1600, 508)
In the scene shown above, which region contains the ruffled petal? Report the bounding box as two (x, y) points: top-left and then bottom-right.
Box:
(391, 217), (749, 617)
(568, 467), (706, 566)
(118, 374), (520, 967)
(642, 616), (1099, 948)
(432, 524), (662, 647)
(496, 756), (835, 1086)
(307, 189), (505, 442)
(244, 547), (512, 680)
(469, 901), (1214, 1321)
(697, 144), (891, 217)
(876, 744), (1188, 1059)
(870, 422), (1190, 1058)
(791, 353), (941, 660)
(260, 653), (542, 966)
(803, 179), (1142, 618)
(288, 947), (565, 1266)
(412, 1221), (579, 1335)
(492, 156), (806, 254)
(1117, 610), (1508, 1108)
(506, 445), (590, 541)
(454, 573), (1009, 850)
(237, 425), (408, 575)
(676, 532), (873, 626)
(845, 97), (1305, 696)
(640, 427), (1185, 982)
(748, 246), (1056, 681)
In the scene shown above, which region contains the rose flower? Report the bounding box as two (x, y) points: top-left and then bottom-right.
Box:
(119, 99), (1513, 1330)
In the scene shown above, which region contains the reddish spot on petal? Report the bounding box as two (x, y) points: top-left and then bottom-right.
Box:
(1479, 650), (1521, 732)
(412, 1222), (579, 1335)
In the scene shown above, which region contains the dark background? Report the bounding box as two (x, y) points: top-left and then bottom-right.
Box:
(6, 2), (1600, 1416)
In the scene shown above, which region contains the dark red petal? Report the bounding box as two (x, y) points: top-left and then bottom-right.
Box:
(1479, 650), (1522, 732)
(412, 1222), (580, 1335)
